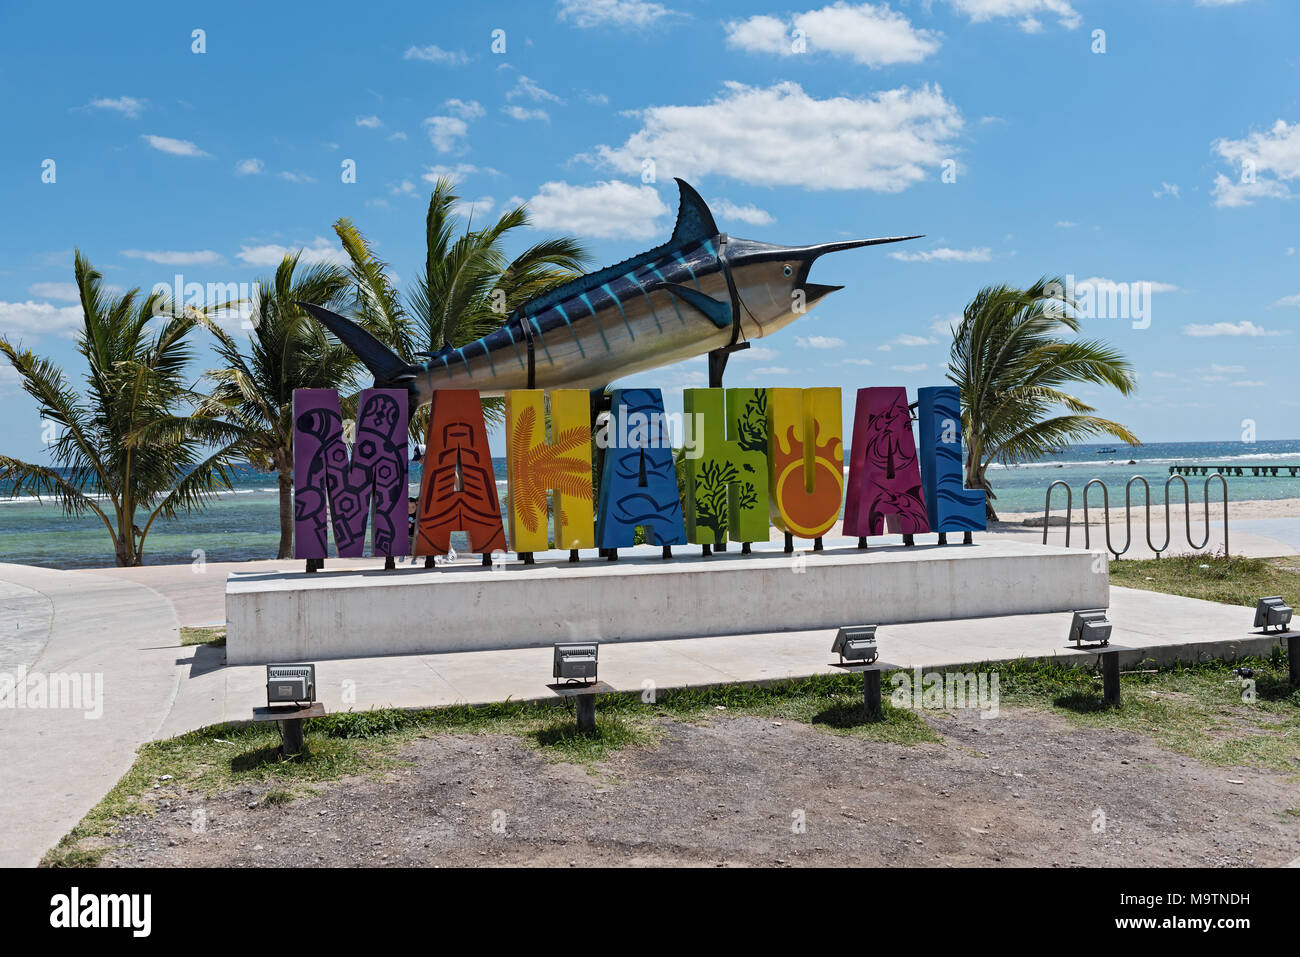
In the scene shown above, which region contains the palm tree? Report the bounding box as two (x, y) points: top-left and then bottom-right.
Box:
(334, 176), (591, 427)
(947, 277), (1139, 521)
(0, 251), (240, 566)
(186, 254), (356, 558)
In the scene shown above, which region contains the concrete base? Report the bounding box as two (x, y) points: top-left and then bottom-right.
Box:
(225, 540), (1107, 665)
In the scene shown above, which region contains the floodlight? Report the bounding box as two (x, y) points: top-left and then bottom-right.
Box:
(832, 625), (878, 665)
(1068, 609), (1111, 647)
(266, 663), (316, 707)
(1254, 596), (1293, 633)
(553, 643), (598, 684)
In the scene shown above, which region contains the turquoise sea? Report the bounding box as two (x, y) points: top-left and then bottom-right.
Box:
(4, 439), (1300, 569)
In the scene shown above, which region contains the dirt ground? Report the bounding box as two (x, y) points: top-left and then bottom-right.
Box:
(98, 707), (1300, 867)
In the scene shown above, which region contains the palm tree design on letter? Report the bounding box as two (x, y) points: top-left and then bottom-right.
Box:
(508, 405), (592, 536)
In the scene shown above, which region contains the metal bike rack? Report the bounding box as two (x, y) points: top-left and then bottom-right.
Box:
(1043, 473), (1228, 559)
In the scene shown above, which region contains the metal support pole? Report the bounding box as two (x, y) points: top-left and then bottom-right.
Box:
(1101, 650), (1121, 707)
(938, 532), (947, 545)
(384, 556), (396, 570)
(1288, 633), (1300, 689)
(280, 718), (305, 757)
(575, 694), (596, 733)
(963, 531), (973, 544)
(569, 549), (580, 563)
(863, 670), (883, 721)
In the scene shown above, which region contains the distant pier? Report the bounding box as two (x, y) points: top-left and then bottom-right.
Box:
(1169, 464), (1300, 477)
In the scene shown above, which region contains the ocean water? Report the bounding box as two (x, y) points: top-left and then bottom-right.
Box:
(4, 440), (1300, 569)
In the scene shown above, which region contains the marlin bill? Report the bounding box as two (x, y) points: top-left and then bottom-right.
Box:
(299, 179), (920, 410)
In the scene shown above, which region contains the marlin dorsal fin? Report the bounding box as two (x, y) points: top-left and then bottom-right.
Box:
(670, 179), (719, 245)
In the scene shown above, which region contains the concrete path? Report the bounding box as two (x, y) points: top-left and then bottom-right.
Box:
(0, 563), (184, 868)
(156, 585), (1280, 738)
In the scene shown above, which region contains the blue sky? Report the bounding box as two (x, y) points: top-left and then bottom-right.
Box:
(1, 0), (1297, 464)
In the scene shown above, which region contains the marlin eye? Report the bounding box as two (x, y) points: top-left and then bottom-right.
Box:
(782, 265), (793, 277)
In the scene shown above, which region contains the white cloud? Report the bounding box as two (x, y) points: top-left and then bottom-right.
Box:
(443, 99), (484, 120)
(889, 333), (937, 346)
(753, 366), (793, 375)
(838, 358), (874, 366)
(355, 114), (382, 128)
(503, 105), (550, 122)
(712, 199), (774, 225)
(1055, 220), (1077, 228)
(421, 163), (498, 183)
(1212, 120), (1300, 207)
(1274, 293), (1300, 307)
(388, 131), (408, 142)
(1149, 370), (1178, 379)
(930, 314), (961, 336)
(890, 246), (991, 262)
(584, 91), (610, 105)
(733, 346), (780, 361)
(279, 171), (317, 184)
(0, 300), (83, 340)
(725, 3), (940, 67)
(141, 134), (208, 157)
(121, 249), (223, 266)
(1079, 276), (1179, 294)
(403, 44), (470, 65)
(523, 180), (670, 240)
(1182, 320), (1285, 337)
(1210, 364), (1246, 373)
(795, 335), (846, 349)
(508, 76), (562, 103)
(235, 237), (347, 269)
(26, 282), (80, 301)
(89, 96), (146, 118)
(452, 196), (496, 221)
(234, 158), (264, 175)
(424, 115), (469, 152)
(1231, 380), (1267, 388)
(1153, 182), (1180, 199)
(557, 0), (675, 28)
(890, 363), (929, 373)
(946, 0), (1081, 31)
(588, 81), (961, 192)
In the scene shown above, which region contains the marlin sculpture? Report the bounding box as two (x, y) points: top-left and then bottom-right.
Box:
(299, 179), (920, 410)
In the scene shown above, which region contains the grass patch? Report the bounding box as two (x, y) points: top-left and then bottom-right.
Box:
(1108, 553), (1300, 608)
(986, 652), (1300, 771)
(179, 626), (225, 648)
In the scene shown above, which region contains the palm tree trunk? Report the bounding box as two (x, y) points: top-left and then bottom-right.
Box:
(277, 469), (294, 559)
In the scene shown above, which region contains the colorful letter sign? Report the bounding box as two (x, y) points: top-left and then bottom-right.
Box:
(293, 387), (408, 559)
(682, 388), (770, 546)
(844, 387), (930, 537)
(505, 389), (594, 552)
(595, 388), (686, 549)
(917, 385), (986, 532)
(415, 389), (506, 556)
(767, 387), (844, 540)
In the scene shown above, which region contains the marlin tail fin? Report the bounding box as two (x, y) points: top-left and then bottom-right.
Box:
(296, 302), (417, 389)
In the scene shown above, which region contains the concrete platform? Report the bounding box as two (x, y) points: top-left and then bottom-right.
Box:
(225, 540), (1107, 664)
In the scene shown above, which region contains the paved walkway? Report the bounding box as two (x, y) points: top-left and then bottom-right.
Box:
(0, 552), (1291, 867)
(0, 563), (183, 868)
